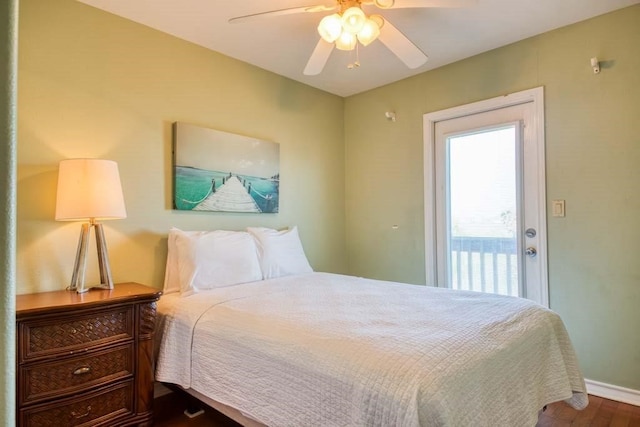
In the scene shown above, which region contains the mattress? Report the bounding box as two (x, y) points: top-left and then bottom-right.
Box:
(155, 272), (587, 426)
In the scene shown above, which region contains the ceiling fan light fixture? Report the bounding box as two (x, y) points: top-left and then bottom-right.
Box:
(357, 17), (381, 46)
(373, 0), (395, 8)
(335, 31), (357, 51)
(369, 14), (385, 29)
(318, 13), (343, 42)
(341, 7), (366, 34)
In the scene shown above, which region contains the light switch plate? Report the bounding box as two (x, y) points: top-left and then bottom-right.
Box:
(552, 200), (565, 217)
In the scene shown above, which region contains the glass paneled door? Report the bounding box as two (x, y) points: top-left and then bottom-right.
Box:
(442, 124), (521, 297)
(424, 88), (548, 305)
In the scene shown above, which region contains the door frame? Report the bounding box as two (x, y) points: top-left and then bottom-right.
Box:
(423, 87), (548, 306)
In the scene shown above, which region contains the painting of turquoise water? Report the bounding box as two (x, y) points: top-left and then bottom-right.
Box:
(173, 122), (279, 213)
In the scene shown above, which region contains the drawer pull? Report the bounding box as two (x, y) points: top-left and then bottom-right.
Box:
(73, 366), (91, 375)
(71, 405), (91, 419)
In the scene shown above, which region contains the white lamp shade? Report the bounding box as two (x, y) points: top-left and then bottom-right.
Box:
(55, 158), (127, 221)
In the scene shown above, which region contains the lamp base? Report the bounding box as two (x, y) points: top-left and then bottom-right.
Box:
(69, 221), (115, 294)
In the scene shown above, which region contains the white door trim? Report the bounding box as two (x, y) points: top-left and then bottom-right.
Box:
(423, 87), (548, 306)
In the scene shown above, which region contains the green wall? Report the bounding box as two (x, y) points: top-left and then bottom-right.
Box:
(0, 0), (17, 424)
(345, 6), (640, 390)
(17, 0), (346, 294)
(0, 0), (18, 426)
(13, 0), (639, 406)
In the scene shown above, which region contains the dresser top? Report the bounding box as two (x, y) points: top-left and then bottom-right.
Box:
(16, 282), (162, 318)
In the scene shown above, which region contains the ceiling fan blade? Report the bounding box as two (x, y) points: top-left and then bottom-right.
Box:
(229, 3), (337, 24)
(377, 19), (428, 69)
(304, 39), (335, 75)
(366, 0), (476, 9)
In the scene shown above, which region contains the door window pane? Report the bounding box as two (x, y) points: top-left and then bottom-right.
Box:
(446, 125), (519, 296)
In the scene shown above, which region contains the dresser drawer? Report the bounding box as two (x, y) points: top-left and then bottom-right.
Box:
(16, 283), (161, 426)
(20, 381), (133, 427)
(20, 344), (135, 405)
(19, 306), (134, 361)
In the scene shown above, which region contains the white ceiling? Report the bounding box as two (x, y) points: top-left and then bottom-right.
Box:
(77, 0), (639, 97)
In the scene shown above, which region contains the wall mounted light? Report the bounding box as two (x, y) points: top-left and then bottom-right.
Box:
(591, 57), (600, 74)
(55, 158), (126, 293)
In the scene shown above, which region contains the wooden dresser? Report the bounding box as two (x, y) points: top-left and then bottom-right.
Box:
(16, 283), (162, 427)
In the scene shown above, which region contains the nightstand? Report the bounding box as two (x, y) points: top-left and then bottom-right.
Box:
(16, 283), (162, 427)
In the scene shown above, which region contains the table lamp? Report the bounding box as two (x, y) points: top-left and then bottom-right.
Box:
(55, 159), (127, 293)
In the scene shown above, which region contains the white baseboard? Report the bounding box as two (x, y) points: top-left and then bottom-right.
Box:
(585, 379), (640, 406)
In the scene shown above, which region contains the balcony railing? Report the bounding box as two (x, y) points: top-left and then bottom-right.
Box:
(449, 236), (519, 297)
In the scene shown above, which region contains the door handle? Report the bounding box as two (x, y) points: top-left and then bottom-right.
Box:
(525, 247), (537, 257)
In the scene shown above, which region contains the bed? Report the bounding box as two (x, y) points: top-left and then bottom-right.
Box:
(154, 227), (588, 426)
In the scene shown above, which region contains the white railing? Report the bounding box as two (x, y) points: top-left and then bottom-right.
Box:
(449, 237), (519, 297)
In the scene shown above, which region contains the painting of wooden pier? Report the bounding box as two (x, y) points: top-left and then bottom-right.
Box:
(173, 122), (279, 213)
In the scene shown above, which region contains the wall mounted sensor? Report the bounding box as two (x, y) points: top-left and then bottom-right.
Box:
(591, 57), (600, 74)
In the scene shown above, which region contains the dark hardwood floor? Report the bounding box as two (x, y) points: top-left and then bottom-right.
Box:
(154, 392), (640, 426)
(154, 391), (241, 427)
(537, 395), (640, 427)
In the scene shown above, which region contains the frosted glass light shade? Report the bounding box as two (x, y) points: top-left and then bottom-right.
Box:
(341, 7), (366, 34)
(374, 0), (395, 8)
(335, 31), (357, 51)
(318, 13), (342, 43)
(55, 159), (127, 221)
(357, 17), (381, 46)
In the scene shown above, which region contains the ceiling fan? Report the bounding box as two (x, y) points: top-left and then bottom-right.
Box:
(229, 0), (476, 76)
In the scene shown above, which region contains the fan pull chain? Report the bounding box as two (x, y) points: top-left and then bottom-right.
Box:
(348, 44), (361, 70)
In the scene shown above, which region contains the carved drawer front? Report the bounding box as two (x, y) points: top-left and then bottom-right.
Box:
(21, 381), (133, 427)
(20, 306), (134, 361)
(21, 344), (135, 405)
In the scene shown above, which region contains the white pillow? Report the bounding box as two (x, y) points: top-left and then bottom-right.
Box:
(175, 229), (263, 296)
(247, 226), (313, 279)
(163, 227), (196, 294)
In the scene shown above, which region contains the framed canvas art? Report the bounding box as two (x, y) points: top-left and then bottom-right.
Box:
(173, 122), (279, 213)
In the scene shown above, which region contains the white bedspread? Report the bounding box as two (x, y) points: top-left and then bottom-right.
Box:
(155, 272), (587, 427)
